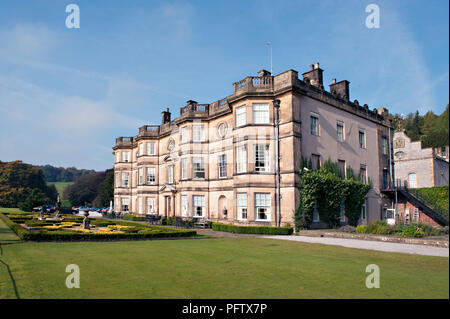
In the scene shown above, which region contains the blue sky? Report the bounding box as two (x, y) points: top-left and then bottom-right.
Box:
(0, 0), (448, 170)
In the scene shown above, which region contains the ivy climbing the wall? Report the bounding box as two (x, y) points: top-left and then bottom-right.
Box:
(295, 158), (371, 231)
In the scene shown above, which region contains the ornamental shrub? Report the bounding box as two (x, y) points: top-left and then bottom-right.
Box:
(212, 222), (293, 235)
(355, 225), (367, 233)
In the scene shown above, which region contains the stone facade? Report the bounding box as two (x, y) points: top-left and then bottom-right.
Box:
(113, 63), (393, 227)
(393, 131), (449, 188)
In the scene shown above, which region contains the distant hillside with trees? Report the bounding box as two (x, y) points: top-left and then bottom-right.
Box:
(0, 161), (58, 211)
(63, 169), (114, 207)
(34, 164), (96, 182)
(389, 104), (449, 148)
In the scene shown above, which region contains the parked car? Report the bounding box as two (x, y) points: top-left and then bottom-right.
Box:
(60, 207), (76, 214)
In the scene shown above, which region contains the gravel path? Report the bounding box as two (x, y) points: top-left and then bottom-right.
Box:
(261, 235), (449, 257)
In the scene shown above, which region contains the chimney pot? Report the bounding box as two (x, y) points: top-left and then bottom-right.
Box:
(302, 62), (324, 88)
(332, 78), (336, 84)
(315, 62), (320, 69)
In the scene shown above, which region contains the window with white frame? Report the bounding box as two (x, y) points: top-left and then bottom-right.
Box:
(236, 145), (247, 173)
(146, 142), (156, 155)
(138, 197), (143, 214)
(139, 143), (144, 156)
(138, 168), (143, 185)
(122, 172), (129, 187)
(168, 165), (174, 184)
(253, 103), (269, 124)
(146, 197), (155, 214)
(408, 173), (417, 188)
(237, 193), (247, 220)
(193, 195), (205, 217)
(121, 198), (129, 212)
(361, 202), (366, 223)
(146, 167), (155, 185)
(193, 157), (205, 178)
(310, 114), (319, 136)
(360, 166), (367, 184)
(181, 157), (188, 180)
(115, 172), (120, 187)
(122, 151), (130, 162)
(337, 121), (344, 142)
(359, 129), (366, 149)
(255, 193), (271, 221)
(180, 127), (188, 143)
(254, 144), (269, 172)
(235, 106), (246, 127)
(193, 125), (204, 142)
(181, 195), (188, 217)
(218, 154), (227, 178)
(116, 151), (120, 163)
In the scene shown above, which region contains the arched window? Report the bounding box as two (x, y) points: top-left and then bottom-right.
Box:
(408, 173), (417, 188)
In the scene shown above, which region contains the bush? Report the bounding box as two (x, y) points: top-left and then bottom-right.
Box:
(122, 214), (146, 221)
(355, 225), (367, 233)
(366, 220), (393, 235)
(399, 224), (425, 238)
(212, 222), (293, 235)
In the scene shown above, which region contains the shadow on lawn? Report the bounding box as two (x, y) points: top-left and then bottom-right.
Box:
(0, 244), (21, 299)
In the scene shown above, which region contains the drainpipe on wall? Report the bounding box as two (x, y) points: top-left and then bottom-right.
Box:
(273, 99), (281, 227)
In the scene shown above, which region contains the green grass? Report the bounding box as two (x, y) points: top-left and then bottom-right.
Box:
(0, 208), (29, 215)
(417, 185), (449, 212)
(47, 182), (73, 206)
(0, 218), (20, 244)
(0, 238), (447, 299)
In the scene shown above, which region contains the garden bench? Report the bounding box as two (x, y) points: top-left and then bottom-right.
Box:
(193, 217), (210, 229)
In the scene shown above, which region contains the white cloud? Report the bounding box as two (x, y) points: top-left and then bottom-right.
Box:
(0, 24), (58, 57)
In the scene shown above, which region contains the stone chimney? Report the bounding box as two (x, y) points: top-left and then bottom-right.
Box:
(257, 69), (271, 77)
(377, 107), (389, 116)
(162, 108), (171, 124)
(302, 62), (323, 89)
(329, 79), (350, 101)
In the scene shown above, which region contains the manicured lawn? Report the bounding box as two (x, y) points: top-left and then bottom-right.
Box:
(0, 237), (447, 299)
(47, 182), (73, 207)
(0, 218), (20, 244)
(0, 208), (28, 215)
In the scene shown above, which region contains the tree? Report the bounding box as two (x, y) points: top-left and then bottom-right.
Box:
(64, 169), (113, 206)
(18, 189), (50, 212)
(0, 161), (56, 208)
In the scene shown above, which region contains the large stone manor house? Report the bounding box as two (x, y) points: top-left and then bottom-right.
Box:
(113, 63), (393, 227)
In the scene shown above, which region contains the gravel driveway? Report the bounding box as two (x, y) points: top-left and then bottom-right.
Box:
(261, 235), (449, 257)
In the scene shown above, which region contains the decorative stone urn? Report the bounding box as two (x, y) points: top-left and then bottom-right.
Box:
(83, 210), (90, 230)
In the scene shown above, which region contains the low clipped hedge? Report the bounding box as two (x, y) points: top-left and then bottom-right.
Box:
(212, 222), (293, 235)
(0, 213), (196, 241)
(0, 212), (30, 239)
(122, 214), (147, 221)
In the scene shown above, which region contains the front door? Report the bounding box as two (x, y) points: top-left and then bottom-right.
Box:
(165, 196), (172, 217)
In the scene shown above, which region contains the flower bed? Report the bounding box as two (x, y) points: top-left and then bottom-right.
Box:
(354, 220), (447, 238)
(0, 213), (196, 241)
